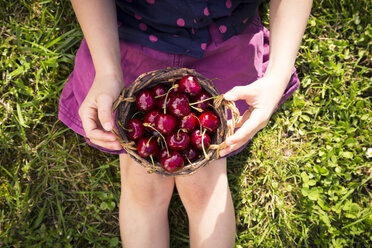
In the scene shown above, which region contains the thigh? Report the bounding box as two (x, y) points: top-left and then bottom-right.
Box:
(174, 158), (228, 208)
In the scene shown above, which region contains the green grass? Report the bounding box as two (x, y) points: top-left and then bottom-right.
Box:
(0, 0), (371, 247)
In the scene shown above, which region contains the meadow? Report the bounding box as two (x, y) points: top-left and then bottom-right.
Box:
(0, 0), (371, 247)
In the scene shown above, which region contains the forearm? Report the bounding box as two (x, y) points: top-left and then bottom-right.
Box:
(70, 0), (122, 79)
(265, 0), (313, 86)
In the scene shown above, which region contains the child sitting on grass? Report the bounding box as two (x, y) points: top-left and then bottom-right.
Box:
(59, 0), (312, 247)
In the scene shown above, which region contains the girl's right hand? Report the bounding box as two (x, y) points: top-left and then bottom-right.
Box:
(79, 73), (123, 150)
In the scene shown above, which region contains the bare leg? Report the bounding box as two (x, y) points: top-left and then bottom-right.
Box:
(119, 154), (175, 248)
(175, 158), (236, 248)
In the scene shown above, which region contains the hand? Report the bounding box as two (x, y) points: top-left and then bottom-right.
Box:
(79, 73), (123, 150)
(219, 75), (288, 157)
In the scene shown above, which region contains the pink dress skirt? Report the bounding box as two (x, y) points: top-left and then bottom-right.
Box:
(58, 12), (300, 156)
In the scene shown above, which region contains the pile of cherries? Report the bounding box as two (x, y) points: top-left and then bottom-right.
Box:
(124, 75), (220, 173)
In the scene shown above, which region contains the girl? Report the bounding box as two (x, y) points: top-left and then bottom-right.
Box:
(59, 0), (312, 247)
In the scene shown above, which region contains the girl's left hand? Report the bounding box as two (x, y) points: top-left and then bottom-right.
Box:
(219, 75), (288, 157)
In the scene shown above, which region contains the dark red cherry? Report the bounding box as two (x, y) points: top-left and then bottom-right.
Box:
(183, 146), (200, 161)
(155, 113), (177, 135)
(125, 118), (145, 141)
(137, 137), (159, 158)
(199, 111), (220, 133)
(179, 75), (202, 97)
(136, 90), (157, 112)
(191, 91), (211, 112)
(169, 83), (180, 94)
(191, 129), (211, 150)
(161, 151), (184, 173)
(158, 149), (169, 161)
(143, 109), (160, 131)
(152, 85), (167, 97)
(157, 94), (171, 112)
(168, 93), (191, 118)
(178, 113), (198, 133)
(166, 131), (190, 151)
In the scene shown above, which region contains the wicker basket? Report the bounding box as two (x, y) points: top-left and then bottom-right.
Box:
(112, 67), (239, 176)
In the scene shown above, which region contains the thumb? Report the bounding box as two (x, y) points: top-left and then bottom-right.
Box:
(223, 85), (253, 101)
(97, 94), (115, 131)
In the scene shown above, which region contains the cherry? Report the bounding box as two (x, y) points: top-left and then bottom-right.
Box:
(191, 91), (211, 112)
(136, 89), (157, 112)
(143, 109), (160, 131)
(179, 75), (202, 97)
(155, 113), (177, 135)
(166, 131), (190, 151)
(152, 85), (167, 97)
(137, 136), (159, 158)
(191, 129), (211, 150)
(178, 113), (198, 133)
(157, 93), (171, 112)
(158, 149), (169, 161)
(161, 151), (184, 173)
(199, 111), (220, 133)
(183, 146), (199, 161)
(125, 118), (145, 141)
(168, 93), (191, 118)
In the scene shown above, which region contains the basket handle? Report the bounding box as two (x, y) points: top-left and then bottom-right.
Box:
(110, 87), (137, 152)
(209, 95), (240, 158)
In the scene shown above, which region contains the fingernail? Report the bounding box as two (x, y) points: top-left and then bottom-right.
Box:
(103, 122), (113, 131)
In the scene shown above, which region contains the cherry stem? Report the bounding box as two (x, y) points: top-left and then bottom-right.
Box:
(201, 128), (210, 160)
(190, 106), (204, 113)
(189, 95), (219, 106)
(143, 123), (169, 156)
(185, 155), (193, 166)
(155, 93), (166, 98)
(146, 135), (155, 148)
(149, 155), (156, 173)
(177, 129), (182, 139)
(163, 84), (179, 114)
(118, 121), (133, 132)
(131, 111), (143, 119)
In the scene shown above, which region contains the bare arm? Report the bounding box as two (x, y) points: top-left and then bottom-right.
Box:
(265, 0), (313, 86)
(220, 0), (313, 156)
(71, 0), (123, 150)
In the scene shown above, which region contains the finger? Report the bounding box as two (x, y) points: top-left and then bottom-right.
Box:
(219, 143), (242, 157)
(96, 94), (115, 131)
(80, 104), (118, 142)
(235, 107), (254, 128)
(223, 85), (254, 101)
(226, 110), (265, 146)
(89, 138), (123, 150)
(227, 107), (253, 129)
(87, 129), (118, 142)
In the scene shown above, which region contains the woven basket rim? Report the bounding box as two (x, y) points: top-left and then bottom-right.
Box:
(113, 67), (236, 176)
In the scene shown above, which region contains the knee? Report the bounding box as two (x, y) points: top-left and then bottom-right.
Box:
(122, 178), (174, 209)
(178, 184), (213, 211)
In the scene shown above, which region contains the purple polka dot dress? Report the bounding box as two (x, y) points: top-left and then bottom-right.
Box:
(58, 0), (300, 155)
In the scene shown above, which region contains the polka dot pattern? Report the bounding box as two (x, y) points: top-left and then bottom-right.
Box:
(116, 0), (262, 58)
(134, 14), (142, 20)
(226, 0), (232, 8)
(219, 25), (227, 34)
(149, 35), (158, 42)
(177, 18), (185, 27)
(139, 23), (147, 31)
(204, 7), (210, 16)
